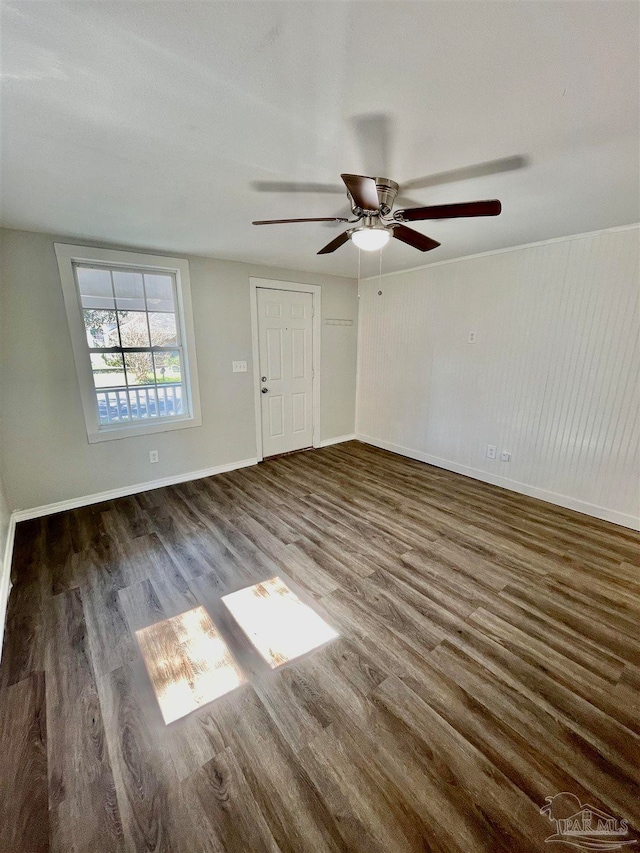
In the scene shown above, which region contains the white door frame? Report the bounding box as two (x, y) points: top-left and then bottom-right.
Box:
(250, 277), (321, 461)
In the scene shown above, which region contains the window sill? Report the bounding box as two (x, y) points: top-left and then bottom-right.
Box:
(87, 413), (203, 443)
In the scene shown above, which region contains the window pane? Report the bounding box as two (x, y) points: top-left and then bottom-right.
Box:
(154, 351), (183, 417)
(83, 309), (119, 348)
(126, 386), (156, 420)
(76, 267), (114, 310)
(153, 350), (182, 384)
(156, 382), (183, 418)
(124, 351), (154, 386)
(118, 311), (150, 348)
(90, 352), (125, 388)
(113, 271), (145, 311)
(145, 274), (174, 313)
(149, 312), (177, 346)
(97, 389), (131, 424)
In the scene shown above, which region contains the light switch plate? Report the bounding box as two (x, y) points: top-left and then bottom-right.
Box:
(232, 361), (248, 373)
(501, 451), (511, 462)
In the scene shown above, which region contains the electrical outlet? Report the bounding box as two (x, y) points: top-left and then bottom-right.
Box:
(501, 451), (511, 462)
(468, 331), (477, 344)
(232, 360), (248, 373)
(149, 450), (159, 464)
(487, 445), (497, 459)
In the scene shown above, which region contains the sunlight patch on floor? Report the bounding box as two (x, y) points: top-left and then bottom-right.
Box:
(222, 576), (338, 668)
(136, 605), (245, 724)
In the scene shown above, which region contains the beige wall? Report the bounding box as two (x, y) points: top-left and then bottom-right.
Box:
(0, 285), (13, 634)
(0, 228), (357, 510)
(357, 226), (640, 529)
(0, 468), (9, 562)
(0, 260), (11, 556)
(0, 470), (10, 653)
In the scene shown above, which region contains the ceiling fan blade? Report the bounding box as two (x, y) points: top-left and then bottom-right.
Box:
(252, 217), (349, 225)
(398, 200), (502, 222)
(317, 231), (350, 255)
(321, 208), (351, 227)
(341, 173), (380, 211)
(402, 156), (527, 191)
(392, 225), (441, 252)
(251, 181), (343, 194)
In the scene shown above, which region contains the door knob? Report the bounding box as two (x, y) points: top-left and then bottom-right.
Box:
(261, 376), (267, 382)
(261, 387), (269, 394)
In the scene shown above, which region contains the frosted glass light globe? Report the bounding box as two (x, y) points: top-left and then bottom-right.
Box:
(351, 227), (391, 251)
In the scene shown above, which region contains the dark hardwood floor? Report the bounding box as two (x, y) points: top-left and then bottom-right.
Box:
(1, 441), (639, 853)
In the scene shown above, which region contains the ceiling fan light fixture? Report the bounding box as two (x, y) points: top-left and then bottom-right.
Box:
(350, 226), (391, 252)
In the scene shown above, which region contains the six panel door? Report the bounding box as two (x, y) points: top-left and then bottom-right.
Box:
(257, 288), (314, 458)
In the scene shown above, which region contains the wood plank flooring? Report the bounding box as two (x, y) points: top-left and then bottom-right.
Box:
(1, 441), (639, 852)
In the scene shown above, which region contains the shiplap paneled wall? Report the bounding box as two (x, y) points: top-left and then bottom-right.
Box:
(356, 226), (640, 529)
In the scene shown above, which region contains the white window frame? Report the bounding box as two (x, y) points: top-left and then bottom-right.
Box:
(55, 243), (202, 443)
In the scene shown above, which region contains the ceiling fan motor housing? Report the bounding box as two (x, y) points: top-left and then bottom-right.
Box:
(374, 178), (399, 215)
(347, 176), (399, 216)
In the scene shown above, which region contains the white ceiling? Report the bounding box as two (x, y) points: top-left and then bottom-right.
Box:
(2, 1), (638, 278)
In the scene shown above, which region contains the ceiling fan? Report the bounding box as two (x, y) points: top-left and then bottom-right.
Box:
(252, 173), (502, 255)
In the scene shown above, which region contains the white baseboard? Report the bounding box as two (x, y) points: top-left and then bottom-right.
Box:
(12, 457), (259, 522)
(0, 514), (17, 666)
(356, 434), (640, 531)
(319, 434), (356, 448)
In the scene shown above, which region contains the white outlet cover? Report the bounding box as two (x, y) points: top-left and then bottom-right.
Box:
(487, 445), (497, 459)
(149, 450), (159, 463)
(468, 331), (477, 344)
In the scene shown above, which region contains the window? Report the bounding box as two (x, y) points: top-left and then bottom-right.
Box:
(77, 266), (183, 425)
(56, 244), (201, 442)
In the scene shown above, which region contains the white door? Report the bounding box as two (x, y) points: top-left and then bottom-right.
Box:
(257, 288), (314, 458)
